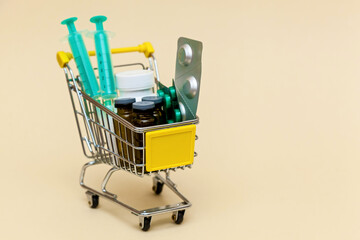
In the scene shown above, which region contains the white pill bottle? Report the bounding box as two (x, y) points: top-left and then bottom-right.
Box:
(115, 69), (156, 102)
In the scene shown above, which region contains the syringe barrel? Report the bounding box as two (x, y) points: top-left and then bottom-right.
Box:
(94, 32), (116, 99)
(62, 17), (100, 99)
(91, 16), (116, 100)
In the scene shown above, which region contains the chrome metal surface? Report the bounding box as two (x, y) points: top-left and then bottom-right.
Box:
(79, 161), (192, 217)
(101, 167), (119, 198)
(85, 191), (94, 206)
(64, 63), (198, 177)
(62, 52), (199, 228)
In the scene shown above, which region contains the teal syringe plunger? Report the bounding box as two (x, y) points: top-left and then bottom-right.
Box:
(90, 15), (116, 109)
(61, 17), (100, 99)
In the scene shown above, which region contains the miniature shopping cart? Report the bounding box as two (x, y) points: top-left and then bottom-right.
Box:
(56, 42), (198, 231)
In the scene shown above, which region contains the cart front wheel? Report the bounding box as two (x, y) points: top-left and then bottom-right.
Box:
(140, 217), (152, 231)
(86, 191), (99, 208)
(172, 210), (185, 224)
(152, 181), (164, 195)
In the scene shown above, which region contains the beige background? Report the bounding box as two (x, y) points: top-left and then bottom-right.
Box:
(1, 0), (360, 239)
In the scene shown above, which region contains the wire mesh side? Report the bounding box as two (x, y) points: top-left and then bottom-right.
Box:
(70, 86), (198, 176)
(81, 97), (146, 176)
(64, 65), (198, 177)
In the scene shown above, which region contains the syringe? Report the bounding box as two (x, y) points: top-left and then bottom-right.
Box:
(90, 15), (116, 110)
(61, 17), (100, 99)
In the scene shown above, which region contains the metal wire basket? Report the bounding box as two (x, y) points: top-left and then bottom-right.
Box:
(58, 44), (199, 231)
(63, 64), (198, 176)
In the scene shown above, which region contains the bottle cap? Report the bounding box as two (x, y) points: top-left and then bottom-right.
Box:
(114, 97), (136, 108)
(142, 96), (163, 104)
(116, 70), (154, 90)
(133, 101), (155, 111)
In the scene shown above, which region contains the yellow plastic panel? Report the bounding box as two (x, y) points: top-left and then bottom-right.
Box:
(145, 125), (196, 171)
(56, 51), (73, 68)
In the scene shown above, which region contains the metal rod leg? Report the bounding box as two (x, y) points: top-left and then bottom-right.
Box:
(165, 171), (177, 188)
(80, 160), (100, 187)
(154, 172), (191, 204)
(101, 167), (119, 199)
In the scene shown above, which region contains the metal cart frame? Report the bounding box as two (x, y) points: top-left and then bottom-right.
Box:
(60, 48), (198, 231)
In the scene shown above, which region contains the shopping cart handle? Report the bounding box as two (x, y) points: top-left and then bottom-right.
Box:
(56, 42), (155, 68)
(57, 51), (73, 68)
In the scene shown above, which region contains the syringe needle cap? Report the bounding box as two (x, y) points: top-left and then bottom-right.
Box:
(90, 15), (107, 31)
(61, 17), (78, 33)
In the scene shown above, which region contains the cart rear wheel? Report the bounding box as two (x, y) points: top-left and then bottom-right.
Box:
(152, 181), (164, 195)
(140, 217), (152, 231)
(86, 191), (99, 208)
(172, 210), (185, 224)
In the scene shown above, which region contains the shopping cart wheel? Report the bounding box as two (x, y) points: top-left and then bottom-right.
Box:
(86, 191), (99, 209)
(172, 210), (185, 224)
(139, 216), (152, 231)
(152, 181), (164, 195)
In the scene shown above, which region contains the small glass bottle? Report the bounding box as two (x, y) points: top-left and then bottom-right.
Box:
(132, 101), (156, 174)
(141, 96), (165, 125)
(114, 97), (136, 169)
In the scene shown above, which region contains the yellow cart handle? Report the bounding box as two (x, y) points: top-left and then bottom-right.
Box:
(56, 42), (154, 68)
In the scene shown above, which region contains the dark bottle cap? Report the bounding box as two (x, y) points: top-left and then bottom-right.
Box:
(133, 101), (155, 111)
(142, 96), (163, 104)
(114, 97), (136, 108)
